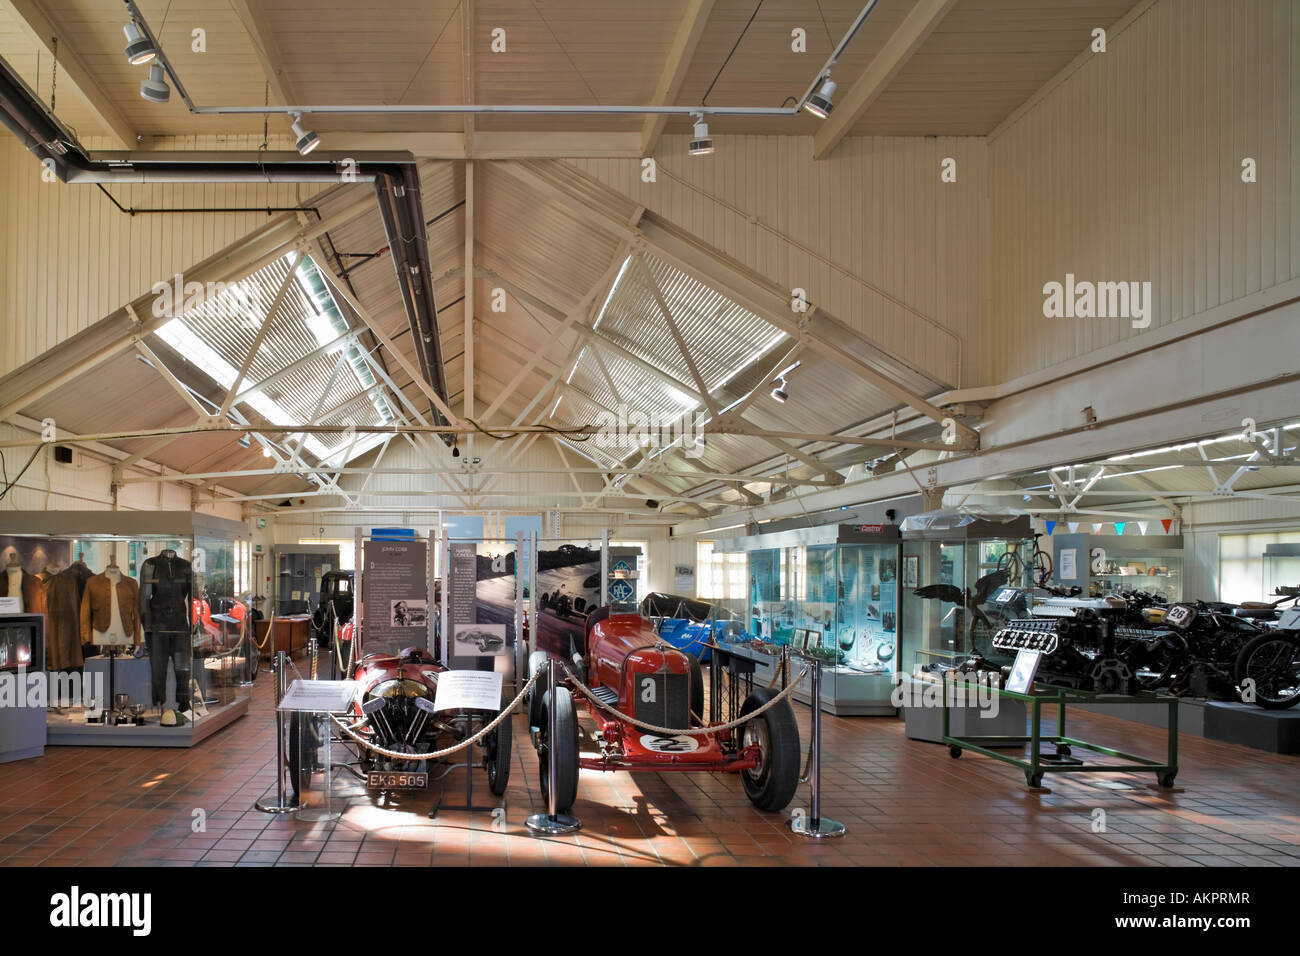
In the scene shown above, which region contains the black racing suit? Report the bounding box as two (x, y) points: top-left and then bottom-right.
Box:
(139, 552), (193, 711)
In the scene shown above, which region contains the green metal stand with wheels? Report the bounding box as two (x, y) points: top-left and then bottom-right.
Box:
(940, 678), (1180, 790)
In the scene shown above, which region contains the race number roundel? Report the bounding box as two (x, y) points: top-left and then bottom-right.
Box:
(639, 733), (700, 754)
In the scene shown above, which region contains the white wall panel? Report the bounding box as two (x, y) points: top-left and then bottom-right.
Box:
(0, 420), (242, 521)
(0, 134), (326, 377)
(988, 0), (1299, 382)
(569, 133), (988, 388)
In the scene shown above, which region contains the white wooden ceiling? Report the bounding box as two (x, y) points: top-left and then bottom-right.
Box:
(3, 0), (1143, 146)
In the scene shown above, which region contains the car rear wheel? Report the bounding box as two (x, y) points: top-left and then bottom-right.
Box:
(485, 714), (512, 795)
(527, 650), (551, 730)
(738, 688), (800, 812)
(538, 688), (579, 813)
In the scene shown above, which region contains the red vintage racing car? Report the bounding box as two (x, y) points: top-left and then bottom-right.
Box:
(526, 607), (800, 814)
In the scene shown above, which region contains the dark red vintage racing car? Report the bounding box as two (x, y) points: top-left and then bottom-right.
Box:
(526, 607), (800, 815)
(287, 641), (511, 803)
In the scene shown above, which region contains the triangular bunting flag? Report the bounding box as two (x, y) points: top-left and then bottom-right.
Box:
(1045, 520), (1057, 535)
(1161, 518), (1172, 533)
(1137, 521), (1149, 535)
(1067, 522), (1080, 534)
(1091, 523), (1103, 533)
(1114, 522), (1126, 535)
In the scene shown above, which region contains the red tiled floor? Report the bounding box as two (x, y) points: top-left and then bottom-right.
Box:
(2, 665), (1299, 867)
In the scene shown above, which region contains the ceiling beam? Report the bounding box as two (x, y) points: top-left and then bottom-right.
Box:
(461, 0), (476, 152)
(811, 0), (956, 160)
(5, 0), (135, 148)
(230, 0), (298, 108)
(640, 0), (715, 157)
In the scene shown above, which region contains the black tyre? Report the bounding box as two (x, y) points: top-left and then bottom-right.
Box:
(1026, 772), (1044, 788)
(1157, 772), (1178, 788)
(949, 745), (962, 758)
(1235, 632), (1300, 709)
(738, 688), (800, 812)
(286, 712), (320, 803)
(527, 650), (551, 730)
(538, 688), (579, 813)
(689, 655), (704, 721)
(485, 715), (512, 796)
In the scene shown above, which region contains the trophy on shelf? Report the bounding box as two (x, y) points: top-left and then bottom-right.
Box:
(113, 693), (133, 726)
(130, 703), (147, 726)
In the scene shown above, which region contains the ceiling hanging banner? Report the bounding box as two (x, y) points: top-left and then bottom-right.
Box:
(1045, 520), (1057, 535)
(1161, 518), (1173, 533)
(1114, 522), (1126, 535)
(1137, 521), (1150, 535)
(1091, 523), (1103, 533)
(1067, 522), (1080, 534)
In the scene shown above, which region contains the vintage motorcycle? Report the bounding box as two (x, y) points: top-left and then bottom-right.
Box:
(1234, 588), (1300, 709)
(1141, 601), (1265, 699)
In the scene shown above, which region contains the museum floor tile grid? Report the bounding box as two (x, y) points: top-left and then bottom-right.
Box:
(1, 674), (1298, 867)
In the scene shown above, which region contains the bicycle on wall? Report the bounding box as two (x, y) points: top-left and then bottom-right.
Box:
(996, 533), (1054, 588)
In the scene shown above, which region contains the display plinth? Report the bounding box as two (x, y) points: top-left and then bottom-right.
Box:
(45, 695), (248, 748)
(900, 675), (1027, 745)
(1203, 702), (1300, 754)
(0, 613), (46, 763)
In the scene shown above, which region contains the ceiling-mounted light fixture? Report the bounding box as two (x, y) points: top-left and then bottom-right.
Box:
(139, 63), (170, 103)
(237, 434), (251, 448)
(262, 446), (273, 459)
(451, 440), (461, 459)
(290, 112), (319, 155)
(122, 22), (156, 65)
(804, 77), (837, 118)
(688, 112), (713, 156)
(770, 377), (789, 403)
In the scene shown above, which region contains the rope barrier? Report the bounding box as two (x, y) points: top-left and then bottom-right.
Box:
(556, 659), (809, 737)
(329, 668), (540, 762)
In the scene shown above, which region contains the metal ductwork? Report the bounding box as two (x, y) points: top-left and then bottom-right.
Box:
(373, 166), (449, 427)
(0, 54), (450, 424)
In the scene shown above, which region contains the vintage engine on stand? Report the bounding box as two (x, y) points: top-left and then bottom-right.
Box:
(989, 596), (1164, 694)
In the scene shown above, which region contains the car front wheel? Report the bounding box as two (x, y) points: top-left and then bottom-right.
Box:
(737, 688), (800, 812)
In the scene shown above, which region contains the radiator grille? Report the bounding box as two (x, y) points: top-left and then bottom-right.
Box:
(632, 671), (689, 729)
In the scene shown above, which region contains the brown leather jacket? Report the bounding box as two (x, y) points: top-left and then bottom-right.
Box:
(80, 573), (144, 644)
(0, 568), (46, 615)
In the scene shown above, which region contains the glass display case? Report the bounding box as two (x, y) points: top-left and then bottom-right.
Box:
(1051, 532), (1183, 602)
(0, 511), (252, 746)
(899, 516), (1035, 671)
(706, 523), (902, 715)
(274, 544), (341, 614)
(1263, 543), (1300, 596)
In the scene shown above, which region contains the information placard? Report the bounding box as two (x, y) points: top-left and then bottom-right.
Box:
(278, 679), (357, 713)
(432, 670), (503, 713)
(361, 538), (429, 657)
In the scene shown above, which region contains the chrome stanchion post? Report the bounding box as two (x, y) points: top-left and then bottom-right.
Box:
(255, 650), (298, 813)
(526, 658), (580, 835)
(781, 644), (790, 690)
(789, 657), (845, 839)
